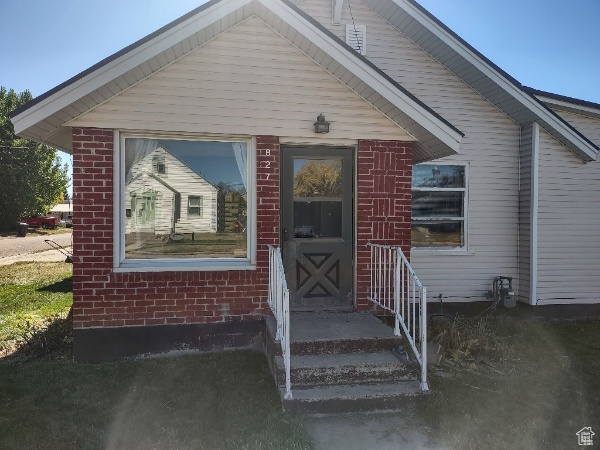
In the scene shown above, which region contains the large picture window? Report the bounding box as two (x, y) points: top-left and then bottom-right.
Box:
(411, 164), (467, 250)
(118, 135), (253, 269)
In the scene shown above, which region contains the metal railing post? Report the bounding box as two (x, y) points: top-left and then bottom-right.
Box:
(267, 244), (292, 399)
(393, 249), (400, 336)
(366, 243), (429, 392)
(421, 286), (429, 391)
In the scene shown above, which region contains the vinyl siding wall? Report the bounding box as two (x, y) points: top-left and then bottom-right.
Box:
(69, 16), (412, 142)
(536, 123), (600, 304)
(125, 147), (218, 235)
(550, 108), (600, 147)
(299, 0), (521, 301)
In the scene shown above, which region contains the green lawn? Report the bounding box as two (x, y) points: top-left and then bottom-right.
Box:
(0, 262), (73, 358)
(421, 317), (600, 450)
(0, 352), (311, 450)
(0, 262), (311, 449)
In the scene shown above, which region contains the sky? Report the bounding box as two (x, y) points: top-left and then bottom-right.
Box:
(1, 0), (598, 186)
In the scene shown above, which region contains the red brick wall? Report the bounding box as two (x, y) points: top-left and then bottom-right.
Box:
(356, 140), (413, 310)
(72, 128), (280, 328)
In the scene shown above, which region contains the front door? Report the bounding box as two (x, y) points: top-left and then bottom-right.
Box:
(281, 147), (354, 310)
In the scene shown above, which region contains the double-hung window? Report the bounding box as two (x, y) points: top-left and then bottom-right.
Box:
(188, 196), (203, 217)
(411, 163), (467, 250)
(116, 134), (254, 270)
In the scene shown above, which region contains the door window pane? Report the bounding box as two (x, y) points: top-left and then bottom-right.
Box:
(292, 158), (343, 238)
(293, 201), (342, 238)
(293, 159), (342, 198)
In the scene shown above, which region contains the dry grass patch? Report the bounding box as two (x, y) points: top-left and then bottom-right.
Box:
(421, 316), (600, 449)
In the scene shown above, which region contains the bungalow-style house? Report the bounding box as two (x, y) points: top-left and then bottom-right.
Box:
(9, 0), (600, 402)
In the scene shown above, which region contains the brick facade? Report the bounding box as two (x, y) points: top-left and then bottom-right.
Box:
(72, 129), (411, 328)
(356, 140), (413, 310)
(72, 129), (280, 329)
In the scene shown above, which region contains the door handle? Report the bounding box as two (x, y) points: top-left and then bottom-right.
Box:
(283, 228), (288, 242)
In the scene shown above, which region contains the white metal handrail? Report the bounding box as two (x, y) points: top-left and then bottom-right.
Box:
(267, 245), (292, 399)
(367, 243), (429, 391)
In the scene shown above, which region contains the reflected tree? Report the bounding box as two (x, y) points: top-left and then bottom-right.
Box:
(294, 160), (341, 197)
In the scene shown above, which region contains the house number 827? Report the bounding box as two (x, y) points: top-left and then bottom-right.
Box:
(263, 149), (271, 180)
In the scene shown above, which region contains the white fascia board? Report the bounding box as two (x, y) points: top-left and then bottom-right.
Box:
(333, 0), (343, 25)
(535, 95), (600, 120)
(11, 0), (253, 135)
(392, 0), (598, 162)
(262, 0), (462, 152)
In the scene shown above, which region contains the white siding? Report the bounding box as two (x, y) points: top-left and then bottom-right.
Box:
(299, 0), (521, 301)
(550, 108), (600, 148)
(125, 147), (218, 235)
(69, 16), (413, 142)
(536, 128), (600, 304)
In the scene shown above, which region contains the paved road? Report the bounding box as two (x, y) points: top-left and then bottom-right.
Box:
(0, 231), (72, 258)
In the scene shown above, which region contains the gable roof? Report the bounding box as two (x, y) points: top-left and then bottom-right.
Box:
(9, 0), (463, 162)
(360, 0), (598, 162)
(524, 87), (600, 120)
(128, 143), (218, 190)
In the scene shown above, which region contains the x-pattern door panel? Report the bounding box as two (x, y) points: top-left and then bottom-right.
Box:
(281, 147), (353, 309)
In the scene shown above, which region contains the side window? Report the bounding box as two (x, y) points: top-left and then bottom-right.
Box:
(188, 196), (203, 217)
(153, 155), (166, 174)
(411, 164), (467, 250)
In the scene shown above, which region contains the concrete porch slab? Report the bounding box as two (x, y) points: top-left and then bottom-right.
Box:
(289, 312), (396, 342)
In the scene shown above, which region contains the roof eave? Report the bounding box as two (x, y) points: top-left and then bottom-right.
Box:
(11, 0), (463, 159)
(378, 0), (597, 162)
(10, 0), (247, 137)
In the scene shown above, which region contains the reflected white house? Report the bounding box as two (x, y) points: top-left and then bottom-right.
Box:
(125, 145), (218, 235)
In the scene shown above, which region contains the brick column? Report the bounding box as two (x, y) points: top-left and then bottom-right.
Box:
(356, 140), (413, 310)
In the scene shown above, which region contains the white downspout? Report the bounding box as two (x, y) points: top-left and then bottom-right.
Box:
(530, 123), (540, 305)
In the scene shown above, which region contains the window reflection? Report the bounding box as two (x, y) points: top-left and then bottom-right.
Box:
(292, 159), (342, 238)
(124, 138), (248, 259)
(293, 159), (342, 197)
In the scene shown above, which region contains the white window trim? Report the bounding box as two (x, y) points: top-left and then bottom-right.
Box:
(411, 161), (470, 253)
(113, 130), (257, 272)
(187, 195), (204, 218)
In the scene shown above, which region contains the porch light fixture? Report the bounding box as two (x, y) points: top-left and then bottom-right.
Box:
(314, 114), (330, 133)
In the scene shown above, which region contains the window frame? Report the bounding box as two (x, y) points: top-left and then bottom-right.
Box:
(113, 131), (256, 272)
(187, 195), (204, 218)
(411, 161), (469, 252)
(152, 155), (166, 174)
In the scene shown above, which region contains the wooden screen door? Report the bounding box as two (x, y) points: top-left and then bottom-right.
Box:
(281, 146), (354, 310)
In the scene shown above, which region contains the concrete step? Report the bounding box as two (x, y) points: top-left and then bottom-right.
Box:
(265, 313), (404, 356)
(281, 380), (425, 414)
(274, 351), (418, 386)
